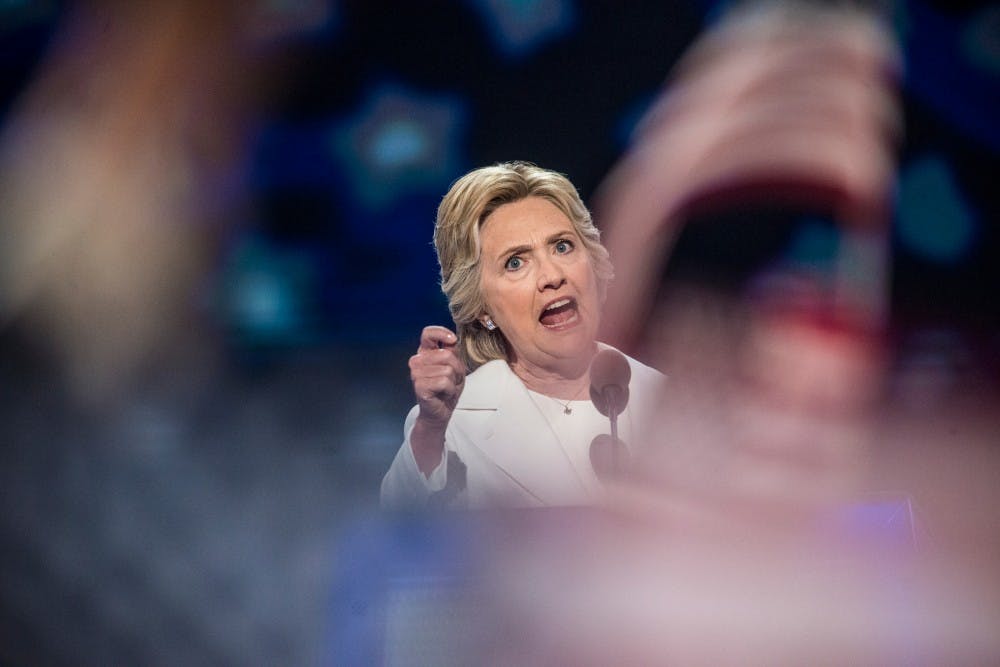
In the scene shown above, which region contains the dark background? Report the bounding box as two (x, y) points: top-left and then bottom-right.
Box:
(1, 0), (997, 664)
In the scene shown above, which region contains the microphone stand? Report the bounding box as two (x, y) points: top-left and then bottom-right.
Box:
(590, 386), (628, 480)
(607, 387), (623, 475)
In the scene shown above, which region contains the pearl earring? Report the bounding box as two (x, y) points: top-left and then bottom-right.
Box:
(484, 317), (497, 331)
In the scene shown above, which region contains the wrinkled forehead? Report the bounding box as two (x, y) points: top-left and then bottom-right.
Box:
(478, 197), (579, 251)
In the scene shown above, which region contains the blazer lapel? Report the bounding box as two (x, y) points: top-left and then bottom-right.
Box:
(454, 361), (586, 505)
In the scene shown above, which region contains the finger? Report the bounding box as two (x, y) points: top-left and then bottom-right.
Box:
(411, 364), (465, 394)
(734, 76), (901, 142)
(683, 27), (894, 88)
(418, 374), (462, 402)
(410, 346), (466, 377)
(426, 347), (467, 377)
(683, 5), (896, 78)
(689, 123), (893, 218)
(418, 325), (458, 352)
(665, 50), (891, 137)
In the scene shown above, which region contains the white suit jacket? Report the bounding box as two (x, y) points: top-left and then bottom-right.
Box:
(380, 345), (666, 509)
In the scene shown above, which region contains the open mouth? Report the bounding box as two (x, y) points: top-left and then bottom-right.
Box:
(539, 297), (579, 328)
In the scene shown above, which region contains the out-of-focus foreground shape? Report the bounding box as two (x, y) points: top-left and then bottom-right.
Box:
(0, 0), (258, 402)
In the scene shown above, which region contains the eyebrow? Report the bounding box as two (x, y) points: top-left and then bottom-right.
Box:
(495, 231), (577, 262)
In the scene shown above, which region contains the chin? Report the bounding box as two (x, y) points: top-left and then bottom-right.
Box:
(542, 325), (597, 357)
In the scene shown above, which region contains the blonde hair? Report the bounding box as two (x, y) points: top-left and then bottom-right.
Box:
(434, 161), (613, 370)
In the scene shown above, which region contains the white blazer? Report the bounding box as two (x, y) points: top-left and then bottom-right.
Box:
(380, 345), (666, 509)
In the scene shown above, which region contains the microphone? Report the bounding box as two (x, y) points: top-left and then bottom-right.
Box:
(589, 349), (631, 479)
(589, 349), (631, 420)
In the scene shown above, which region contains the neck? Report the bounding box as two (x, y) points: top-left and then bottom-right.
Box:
(509, 344), (597, 400)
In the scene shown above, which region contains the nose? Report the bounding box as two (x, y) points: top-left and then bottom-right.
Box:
(536, 254), (566, 291)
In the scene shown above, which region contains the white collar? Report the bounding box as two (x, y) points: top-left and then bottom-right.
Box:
(455, 342), (627, 411)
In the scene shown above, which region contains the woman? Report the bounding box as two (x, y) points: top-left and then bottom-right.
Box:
(381, 162), (664, 509)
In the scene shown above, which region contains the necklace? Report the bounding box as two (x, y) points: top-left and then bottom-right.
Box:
(551, 382), (588, 415)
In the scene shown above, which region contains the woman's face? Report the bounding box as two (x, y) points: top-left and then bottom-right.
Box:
(478, 196), (602, 375)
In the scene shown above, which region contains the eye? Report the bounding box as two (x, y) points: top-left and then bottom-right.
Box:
(554, 239), (574, 254)
(505, 255), (523, 271)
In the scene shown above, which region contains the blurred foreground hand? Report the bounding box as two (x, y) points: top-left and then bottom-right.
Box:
(592, 2), (901, 528)
(598, 1), (900, 351)
(0, 1), (255, 401)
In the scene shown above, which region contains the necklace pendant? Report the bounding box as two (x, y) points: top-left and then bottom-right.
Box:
(563, 406), (572, 415)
